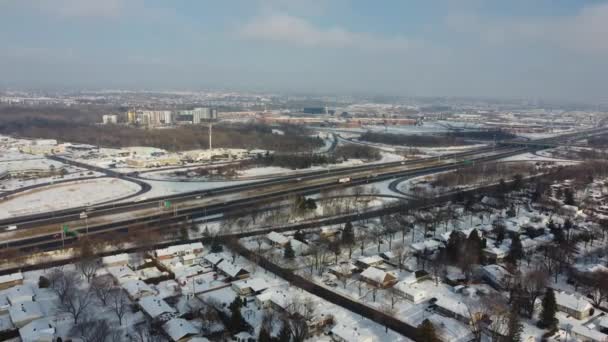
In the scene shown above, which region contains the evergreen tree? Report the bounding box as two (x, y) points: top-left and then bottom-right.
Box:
(446, 230), (465, 261)
(293, 230), (305, 242)
(507, 234), (524, 264)
(564, 188), (575, 206)
(511, 174), (523, 191)
(284, 241), (295, 259)
(416, 319), (439, 342)
(278, 319), (291, 342)
(210, 239), (223, 253)
(466, 229), (484, 264)
(507, 301), (523, 342)
(539, 288), (558, 329)
(342, 221), (355, 258)
(228, 297), (248, 333)
(228, 297), (242, 311)
(258, 326), (272, 342)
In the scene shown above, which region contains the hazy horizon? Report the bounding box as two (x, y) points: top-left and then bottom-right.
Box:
(2, 0), (608, 102)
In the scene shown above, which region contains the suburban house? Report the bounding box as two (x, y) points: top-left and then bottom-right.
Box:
(107, 266), (138, 284)
(154, 242), (204, 260)
(359, 267), (397, 288)
(9, 301), (44, 328)
(483, 246), (509, 262)
(393, 281), (429, 304)
(162, 318), (198, 342)
(554, 290), (594, 320)
(1, 285), (34, 305)
(138, 295), (176, 321)
(355, 255), (385, 269)
(215, 260), (250, 281)
(19, 318), (55, 342)
(122, 280), (156, 300)
(231, 278), (270, 296)
(481, 265), (512, 290)
(266, 231), (290, 247)
(0, 272), (24, 290)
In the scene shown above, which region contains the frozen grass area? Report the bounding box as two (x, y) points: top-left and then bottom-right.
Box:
(0, 178), (141, 218)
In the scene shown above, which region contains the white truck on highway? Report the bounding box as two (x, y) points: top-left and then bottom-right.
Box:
(337, 177), (351, 184)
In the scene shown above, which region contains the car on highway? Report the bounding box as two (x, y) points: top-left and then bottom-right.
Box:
(5, 225), (17, 231)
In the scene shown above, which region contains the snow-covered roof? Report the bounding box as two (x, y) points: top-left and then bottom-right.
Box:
(554, 291), (593, 314)
(266, 231), (290, 245)
(290, 239), (309, 253)
(483, 245), (509, 258)
(520, 238), (538, 250)
(9, 301), (43, 325)
(216, 260), (248, 278)
(482, 265), (512, 283)
(330, 324), (374, 342)
(162, 318), (198, 342)
(256, 289), (290, 310)
(411, 239), (442, 252)
(356, 255), (384, 266)
(231, 277), (270, 294)
(394, 281), (428, 302)
(138, 295), (176, 319)
(0, 284), (34, 305)
(203, 252), (226, 266)
(360, 267), (395, 284)
(106, 266), (138, 283)
(173, 265), (205, 279)
(571, 323), (607, 342)
(122, 280), (156, 299)
(19, 318), (55, 342)
(435, 294), (469, 319)
(137, 267), (167, 280)
(101, 253), (129, 266)
(0, 272), (23, 285)
(155, 242), (204, 258)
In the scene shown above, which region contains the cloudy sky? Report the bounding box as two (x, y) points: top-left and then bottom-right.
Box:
(1, 0), (607, 101)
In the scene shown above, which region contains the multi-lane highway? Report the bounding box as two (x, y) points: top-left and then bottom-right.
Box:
(0, 127), (604, 254)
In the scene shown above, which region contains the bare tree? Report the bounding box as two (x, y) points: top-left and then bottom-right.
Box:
(57, 289), (95, 324)
(512, 269), (549, 319)
(75, 239), (101, 283)
(49, 269), (82, 303)
(393, 243), (412, 271)
(71, 317), (114, 342)
(91, 276), (114, 306)
(109, 288), (130, 326)
(576, 270), (608, 307)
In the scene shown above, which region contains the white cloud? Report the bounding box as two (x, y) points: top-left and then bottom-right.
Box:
(240, 13), (413, 51)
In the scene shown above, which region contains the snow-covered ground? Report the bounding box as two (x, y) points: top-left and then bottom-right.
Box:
(499, 152), (580, 164)
(0, 178), (141, 218)
(0, 171), (103, 192)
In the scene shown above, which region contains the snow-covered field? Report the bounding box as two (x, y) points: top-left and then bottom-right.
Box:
(0, 178), (141, 218)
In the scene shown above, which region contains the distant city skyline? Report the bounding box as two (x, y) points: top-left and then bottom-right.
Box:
(1, 0), (608, 102)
